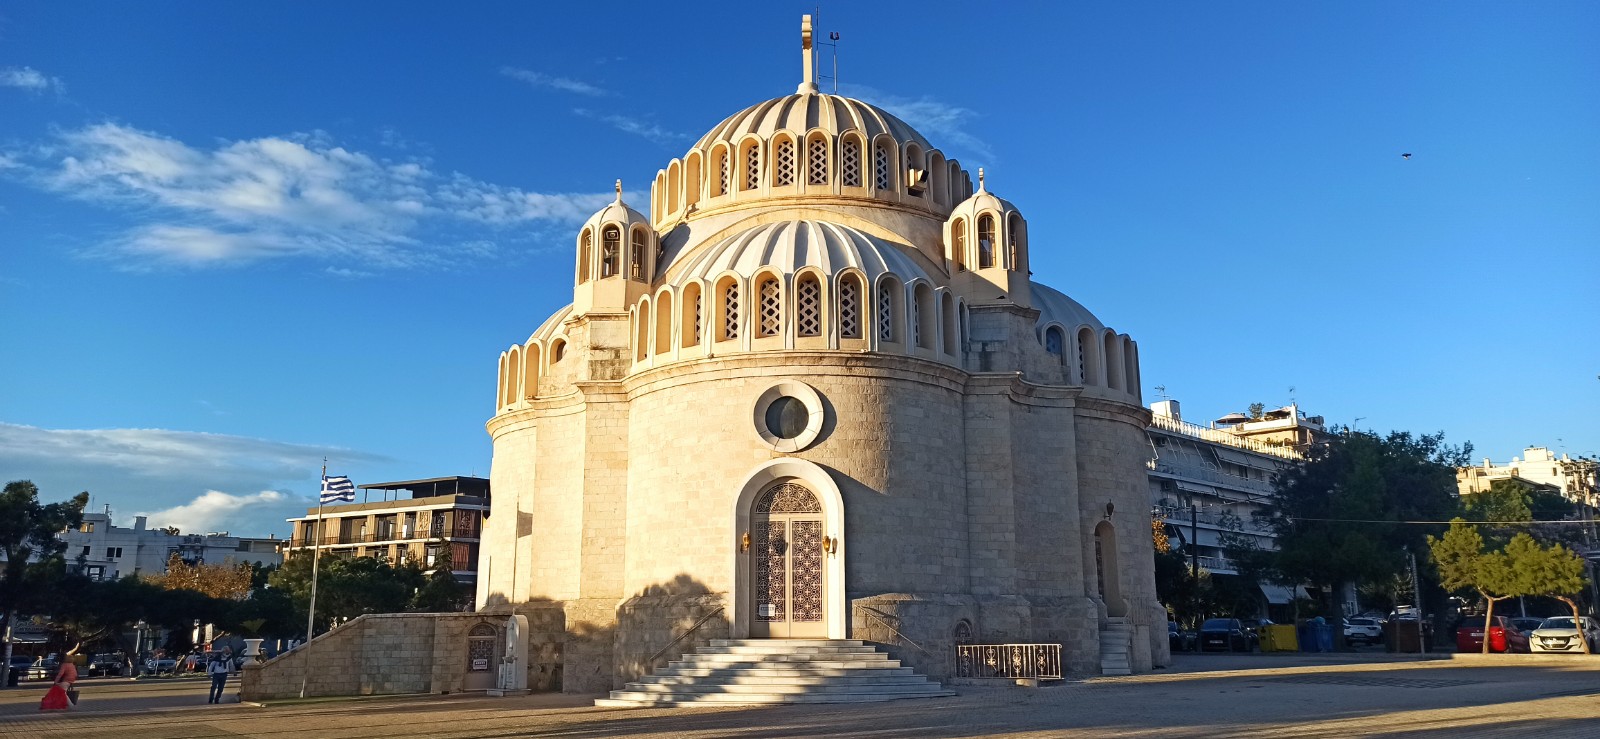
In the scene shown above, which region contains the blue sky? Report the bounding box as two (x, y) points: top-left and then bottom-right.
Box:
(2, 2), (1596, 537)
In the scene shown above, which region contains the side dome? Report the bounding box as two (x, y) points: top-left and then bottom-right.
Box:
(1031, 281), (1104, 333)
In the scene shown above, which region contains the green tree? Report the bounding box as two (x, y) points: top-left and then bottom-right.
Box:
(0, 481), (89, 672)
(1504, 534), (1591, 654)
(1253, 431), (1468, 627)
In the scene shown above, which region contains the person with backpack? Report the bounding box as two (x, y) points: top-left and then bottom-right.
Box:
(206, 648), (231, 704)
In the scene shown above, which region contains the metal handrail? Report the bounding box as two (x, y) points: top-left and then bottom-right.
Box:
(647, 605), (726, 667)
(854, 605), (932, 657)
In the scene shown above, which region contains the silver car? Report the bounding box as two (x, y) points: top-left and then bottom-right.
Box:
(1529, 616), (1600, 653)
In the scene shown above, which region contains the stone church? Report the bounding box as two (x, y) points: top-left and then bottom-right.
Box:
(476, 16), (1166, 695)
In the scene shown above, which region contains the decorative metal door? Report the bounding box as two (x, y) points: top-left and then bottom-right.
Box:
(463, 623), (499, 690)
(750, 482), (826, 638)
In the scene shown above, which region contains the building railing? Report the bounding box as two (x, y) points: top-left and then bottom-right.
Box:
(1154, 505), (1272, 533)
(1198, 555), (1237, 572)
(954, 644), (1062, 681)
(1150, 414), (1302, 460)
(288, 530), (477, 548)
(1149, 460), (1276, 495)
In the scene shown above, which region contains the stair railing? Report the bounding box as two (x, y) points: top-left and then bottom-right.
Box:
(854, 605), (932, 657)
(647, 605), (726, 668)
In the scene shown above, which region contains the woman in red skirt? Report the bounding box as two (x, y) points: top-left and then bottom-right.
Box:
(39, 661), (78, 711)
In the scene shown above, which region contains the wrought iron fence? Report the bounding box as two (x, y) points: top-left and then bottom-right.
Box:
(954, 643), (1062, 680)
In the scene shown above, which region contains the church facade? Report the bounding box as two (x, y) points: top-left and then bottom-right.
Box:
(476, 17), (1166, 692)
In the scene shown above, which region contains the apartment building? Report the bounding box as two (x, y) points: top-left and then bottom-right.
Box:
(1457, 446), (1598, 511)
(285, 476), (488, 585)
(60, 509), (283, 581)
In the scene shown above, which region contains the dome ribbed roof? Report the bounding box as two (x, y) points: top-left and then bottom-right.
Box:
(667, 220), (931, 288)
(691, 93), (933, 155)
(1032, 281), (1105, 332)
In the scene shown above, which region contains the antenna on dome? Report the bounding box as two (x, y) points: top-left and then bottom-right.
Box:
(799, 15), (819, 94)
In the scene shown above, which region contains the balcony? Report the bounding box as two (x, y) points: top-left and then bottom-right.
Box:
(1154, 505), (1272, 533)
(1150, 413), (1302, 460)
(288, 528), (480, 549)
(1149, 459), (1276, 496)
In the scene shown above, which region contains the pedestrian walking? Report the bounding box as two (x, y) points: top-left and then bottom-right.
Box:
(39, 660), (78, 711)
(206, 649), (231, 704)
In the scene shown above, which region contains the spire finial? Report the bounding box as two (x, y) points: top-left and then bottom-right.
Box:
(798, 15), (819, 94)
(978, 167), (986, 191)
(614, 179), (623, 201)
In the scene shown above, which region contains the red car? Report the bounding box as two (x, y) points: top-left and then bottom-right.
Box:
(1455, 615), (1530, 653)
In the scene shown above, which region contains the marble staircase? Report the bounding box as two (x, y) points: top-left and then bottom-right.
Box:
(595, 639), (955, 706)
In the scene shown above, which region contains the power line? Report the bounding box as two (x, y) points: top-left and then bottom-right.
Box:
(1283, 517), (1592, 525)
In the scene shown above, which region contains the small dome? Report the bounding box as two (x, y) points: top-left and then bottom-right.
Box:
(582, 180), (650, 234)
(1032, 281), (1105, 332)
(948, 169), (1019, 223)
(667, 220), (931, 288)
(691, 92), (933, 159)
(529, 303), (573, 344)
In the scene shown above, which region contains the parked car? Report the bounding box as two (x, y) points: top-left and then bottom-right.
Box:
(1169, 621), (1196, 652)
(87, 653), (125, 677)
(1529, 616), (1600, 653)
(1239, 618), (1275, 633)
(1455, 615), (1530, 653)
(1199, 618), (1260, 652)
(1344, 617), (1384, 645)
(145, 657), (178, 674)
(23, 657), (60, 681)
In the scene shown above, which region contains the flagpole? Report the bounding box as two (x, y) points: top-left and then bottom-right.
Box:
(300, 459), (326, 699)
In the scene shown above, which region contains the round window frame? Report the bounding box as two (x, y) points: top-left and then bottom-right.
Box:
(751, 381), (826, 452)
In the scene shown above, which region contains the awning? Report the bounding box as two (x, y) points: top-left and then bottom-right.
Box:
(1175, 480), (1217, 496)
(1214, 447), (1279, 471)
(1260, 583), (1306, 604)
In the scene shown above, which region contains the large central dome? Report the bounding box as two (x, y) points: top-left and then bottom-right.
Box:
(691, 92), (933, 160)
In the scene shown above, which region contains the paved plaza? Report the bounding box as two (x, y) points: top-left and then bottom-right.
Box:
(4, 654), (1600, 738)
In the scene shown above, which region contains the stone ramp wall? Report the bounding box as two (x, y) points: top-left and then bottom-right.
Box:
(241, 608), (564, 700)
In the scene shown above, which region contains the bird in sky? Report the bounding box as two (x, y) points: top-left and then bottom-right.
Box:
(1401, 153), (1412, 160)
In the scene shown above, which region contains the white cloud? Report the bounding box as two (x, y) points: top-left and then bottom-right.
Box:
(136, 490), (294, 536)
(500, 67), (608, 97)
(573, 109), (688, 146)
(839, 84), (993, 161)
(0, 66), (63, 92)
(0, 422), (389, 536)
(4, 123), (613, 269)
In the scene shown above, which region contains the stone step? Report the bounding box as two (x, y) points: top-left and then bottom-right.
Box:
(710, 639), (866, 647)
(625, 680), (940, 695)
(671, 656), (899, 668)
(637, 673), (934, 686)
(654, 667), (917, 680)
(693, 645), (884, 655)
(596, 689), (956, 706)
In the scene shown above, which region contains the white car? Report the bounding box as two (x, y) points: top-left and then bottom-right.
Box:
(1529, 616), (1600, 653)
(1344, 617), (1384, 645)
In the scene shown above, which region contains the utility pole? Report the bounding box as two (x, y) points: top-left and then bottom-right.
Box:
(1191, 503), (1200, 579)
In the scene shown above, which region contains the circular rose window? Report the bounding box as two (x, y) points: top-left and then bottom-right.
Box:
(751, 381), (826, 452)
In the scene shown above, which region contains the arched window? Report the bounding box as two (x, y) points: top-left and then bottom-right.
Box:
(977, 215), (994, 268)
(1007, 213), (1024, 270)
(841, 136), (863, 188)
(1123, 337), (1139, 398)
(721, 281), (741, 341)
(680, 283), (702, 348)
(874, 142), (892, 191)
(1045, 327), (1065, 361)
(774, 138), (795, 187)
(796, 275), (821, 337)
(601, 225), (621, 278)
(877, 278), (899, 342)
(757, 276), (781, 337)
(551, 339), (566, 363)
(807, 135), (829, 186)
(913, 284), (935, 349)
(666, 161), (680, 215)
(743, 141), (761, 191)
(655, 292), (673, 355)
(712, 147), (729, 197)
(629, 229), (647, 281)
(951, 219), (967, 271)
(522, 344), (540, 400)
(577, 229), (592, 283)
(839, 274), (862, 339)
(634, 301), (649, 362)
(1104, 332), (1124, 391)
(904, 144), (924, 197)
(1077, 327), (1096, 384)
(504, 349), (520, 408)
(684, 152), (702, 207)
(941, 293), (958, 356)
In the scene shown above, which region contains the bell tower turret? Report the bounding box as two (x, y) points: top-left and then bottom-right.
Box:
(574, 180), (658, 315)
(944, 168), (1031, 307)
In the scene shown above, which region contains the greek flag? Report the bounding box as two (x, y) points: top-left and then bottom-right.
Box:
(320, 475), (356, 504)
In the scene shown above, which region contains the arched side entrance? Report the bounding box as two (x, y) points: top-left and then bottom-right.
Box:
(731, 458), (847, 639)
(463, 622), (501, 690)
(1094, 520), (1127, 617)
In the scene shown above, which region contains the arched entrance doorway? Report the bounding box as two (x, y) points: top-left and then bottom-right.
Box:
(1094, 520), (1127, 617)
(463, 622), (501, 690)
(749, 481), (827, 638)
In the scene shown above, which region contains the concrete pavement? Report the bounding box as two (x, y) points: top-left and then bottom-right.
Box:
(3, 653), (1598, 737)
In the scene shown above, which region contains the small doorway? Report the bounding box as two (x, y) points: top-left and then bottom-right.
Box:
(749, 482), (827, 638)
(463, 622), (500, 690)
(1094, 520), (1127, 617)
